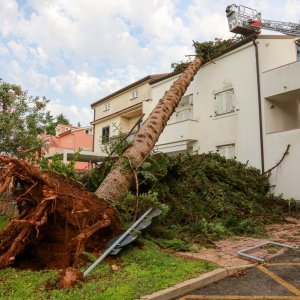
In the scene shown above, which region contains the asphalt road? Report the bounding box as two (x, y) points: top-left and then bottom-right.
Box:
(177, 249), (300, 299)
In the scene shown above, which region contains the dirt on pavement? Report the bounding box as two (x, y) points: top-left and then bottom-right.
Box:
(176, 217), (300, 267)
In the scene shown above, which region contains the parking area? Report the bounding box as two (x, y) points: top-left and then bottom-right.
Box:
(178, 249), (300, 300)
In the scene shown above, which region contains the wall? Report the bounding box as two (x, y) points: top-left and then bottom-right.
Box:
(93, 116), (121, 154)
(93, 81), (150, 154)
(48, 129), (92, 153)
(257, 37), (298, 72)
(150, 42), (262, 168)
(260, 37), (300, 200)
(94, 82), (151, 120)
(45, 128), (93, 171)
(265, 129), (300, 200)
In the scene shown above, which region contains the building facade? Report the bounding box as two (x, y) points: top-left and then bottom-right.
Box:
(91, 35), (300, 201)
(148, 35), (300, 201)
(41, 124), (94, 171)
(91, 74), (166, 155)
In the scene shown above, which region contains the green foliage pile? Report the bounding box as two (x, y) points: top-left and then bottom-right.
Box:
(193, 38), (237, 61)
(114, 152), (287, 248)
(43, 147), (289, 249)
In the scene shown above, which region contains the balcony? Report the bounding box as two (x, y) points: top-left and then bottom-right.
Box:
(155, 115), (199, 153)
(263, 61), (300, 134)
(262, 60), (300, 100)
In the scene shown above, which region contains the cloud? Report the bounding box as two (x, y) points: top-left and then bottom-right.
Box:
(47, 100), (93, 126)
(50, 70), (121, 100)
(7, 40), (29, 62)
(0, 43), (9, 56)
(0, 58), (49, 95)
(282, 0), (300, 22)
(0, 0), (299, 127)
(0, 0), (21, 37)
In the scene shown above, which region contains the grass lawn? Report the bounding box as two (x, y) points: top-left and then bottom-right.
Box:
(0, 239), (217, 300)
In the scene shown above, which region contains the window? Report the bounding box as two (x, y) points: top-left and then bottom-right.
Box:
(131, 90), (138, 99)
(216, 144), (235, 159)
(174, 94), (193, 122)
(102, 126), (110, 144)
(103, 102), (110, 111)
(65, 127), (70, 131)
(84, 128), (93, 135)
(214, 89), (235, 116)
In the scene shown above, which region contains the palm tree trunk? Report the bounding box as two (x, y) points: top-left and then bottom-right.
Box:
(95, 57), (202, 203)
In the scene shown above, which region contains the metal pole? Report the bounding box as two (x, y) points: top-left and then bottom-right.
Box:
(83, 207), (153, 278)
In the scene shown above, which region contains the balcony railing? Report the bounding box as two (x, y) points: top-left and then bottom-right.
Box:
(169, 107), (193, 124)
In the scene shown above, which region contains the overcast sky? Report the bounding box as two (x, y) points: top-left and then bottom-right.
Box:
(0, 0), (299, 125)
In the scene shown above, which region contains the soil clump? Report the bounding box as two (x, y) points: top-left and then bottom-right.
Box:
(0, 156), (120, 270)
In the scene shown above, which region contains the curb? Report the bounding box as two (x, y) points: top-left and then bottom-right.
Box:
(138, 264), (254, 300)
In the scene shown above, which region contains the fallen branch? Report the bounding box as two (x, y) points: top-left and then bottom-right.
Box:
(264, 144), (291, 176)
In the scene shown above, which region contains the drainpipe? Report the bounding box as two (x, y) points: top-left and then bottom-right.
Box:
(92, 108), (95, 153)
(253, 38), (265, 173)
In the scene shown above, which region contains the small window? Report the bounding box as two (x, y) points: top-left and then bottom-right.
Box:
(131, 90), (138, 99)
(102, 126), (110, 144)
(103, 102), (110, 111)
(85, 128), (93, 135)
(65, 127), (70, 131)
(214, 89), (235, 116)
(216, 144), (235, 159)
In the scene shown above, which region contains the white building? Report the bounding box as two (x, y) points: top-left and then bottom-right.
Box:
(91, 34), (300, 201)
(146, 35), (300, 201)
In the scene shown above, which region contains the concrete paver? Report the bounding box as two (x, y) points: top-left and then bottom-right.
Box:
(178, 249), (300, 299)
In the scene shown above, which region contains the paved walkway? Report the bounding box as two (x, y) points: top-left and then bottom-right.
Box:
(176, 218), (300, 268)
(177, 249), (300, 300)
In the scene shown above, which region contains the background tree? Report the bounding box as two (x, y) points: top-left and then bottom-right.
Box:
(56, 113), (70, 126)
(0, 79), (49, 159)
(41, 112), (70, 135)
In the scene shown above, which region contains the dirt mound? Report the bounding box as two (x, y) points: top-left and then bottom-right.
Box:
(0, 156), (120, 269)
(59, 267), (83, 289)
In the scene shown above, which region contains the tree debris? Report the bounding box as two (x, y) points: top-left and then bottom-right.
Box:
(0, 156), (120, 269)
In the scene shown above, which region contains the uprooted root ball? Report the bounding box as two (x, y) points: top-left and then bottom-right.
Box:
(0, 156), (120, 269)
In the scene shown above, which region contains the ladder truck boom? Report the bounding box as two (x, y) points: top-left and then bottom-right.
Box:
(226, 4), (300, 37)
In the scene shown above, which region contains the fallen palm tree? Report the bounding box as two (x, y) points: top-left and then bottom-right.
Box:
(0, 57), (202, 272)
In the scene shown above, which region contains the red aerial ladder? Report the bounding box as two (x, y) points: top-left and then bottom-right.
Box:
(226, 4), (300, 37)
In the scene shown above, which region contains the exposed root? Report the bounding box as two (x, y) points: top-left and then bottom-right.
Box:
(0, 156), (120, 269)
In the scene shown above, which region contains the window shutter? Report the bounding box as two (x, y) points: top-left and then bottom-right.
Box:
(214, 89), (235, 116)
(225, 90), (234, 113)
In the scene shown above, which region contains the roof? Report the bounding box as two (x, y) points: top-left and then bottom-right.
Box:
(150, 34), (259, 86)
(258, 35), (296, 39)
(150, 34), (296, 86)
(58, 126), (93, 137)
(150, 70), (182, 85)
(91, 73), (167, 107)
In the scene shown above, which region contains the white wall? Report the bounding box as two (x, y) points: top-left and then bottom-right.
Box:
(265, 129), (300, 200)
(260, 37), (300, 200)
(151, 42), (262, 168)
(93, 116), (121, 154)
(257, 37), (298, 72)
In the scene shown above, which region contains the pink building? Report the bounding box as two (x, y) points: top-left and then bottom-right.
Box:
(41, 124), (94, 171)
